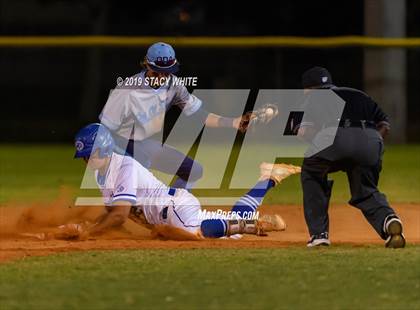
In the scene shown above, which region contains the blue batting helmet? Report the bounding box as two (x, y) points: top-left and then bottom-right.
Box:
(145, 42), (179, 74)
(74, 123), (114, 158)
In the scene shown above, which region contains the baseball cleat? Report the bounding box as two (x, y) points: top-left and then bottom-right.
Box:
(384, 216), (406, 248)
(307, 232), (331, 247)
(257, 214), (287, 232)
(259, 162), (301, 185)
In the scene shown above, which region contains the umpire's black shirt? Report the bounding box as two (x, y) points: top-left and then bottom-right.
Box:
(302, 86), (389, 132)
(331, 86), (389, 124)
(299, 86), (390, 161)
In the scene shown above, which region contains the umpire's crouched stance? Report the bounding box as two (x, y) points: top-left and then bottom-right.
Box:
(299, 67), (405, 248)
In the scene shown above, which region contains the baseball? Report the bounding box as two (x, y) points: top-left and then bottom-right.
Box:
(266, 108), (275, 117)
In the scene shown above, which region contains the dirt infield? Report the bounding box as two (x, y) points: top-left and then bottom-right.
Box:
(1, 201), (419, 263)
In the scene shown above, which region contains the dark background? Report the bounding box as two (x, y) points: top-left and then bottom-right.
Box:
(0, 0), (419, 142)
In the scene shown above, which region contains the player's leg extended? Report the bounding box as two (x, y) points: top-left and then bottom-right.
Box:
(347, 164), (405, 248)
(147, 141), (203, 190)
(201, 163), (301, 238)
(171, 156), (202, 190)
(301, 157), (333, 235)
(347, 136), (405, 248)
(231, 179), (275, 217)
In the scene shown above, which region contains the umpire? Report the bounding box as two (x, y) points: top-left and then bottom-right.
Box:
(299, 66), (405, 248)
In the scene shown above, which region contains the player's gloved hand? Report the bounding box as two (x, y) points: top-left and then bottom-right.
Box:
(249, 103), (279, 127)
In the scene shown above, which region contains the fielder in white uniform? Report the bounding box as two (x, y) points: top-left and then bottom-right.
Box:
(101, 69), (203, 142)
(99, 42), (251, 190)
(72, 124), (301, 240)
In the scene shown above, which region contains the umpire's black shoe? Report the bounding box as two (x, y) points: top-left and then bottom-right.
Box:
(384, 216), (406, 248)
(307, 232), (331, 247)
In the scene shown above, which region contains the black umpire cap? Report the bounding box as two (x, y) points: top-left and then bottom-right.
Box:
(302, 66), (333, 88)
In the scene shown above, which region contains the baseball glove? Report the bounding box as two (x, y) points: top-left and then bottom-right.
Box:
(249, 103), (279, 127)
(237, 104), (279, 133)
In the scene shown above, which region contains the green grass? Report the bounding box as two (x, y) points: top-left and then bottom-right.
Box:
(0, 144), (419, 204)
(0, 247), (419, 309)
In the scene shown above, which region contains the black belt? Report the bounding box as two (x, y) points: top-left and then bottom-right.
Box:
(333, 120), (377, 129)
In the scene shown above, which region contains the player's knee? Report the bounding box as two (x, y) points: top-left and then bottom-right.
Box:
(200, 219), (226, 238)
(186, 161), (203, 182)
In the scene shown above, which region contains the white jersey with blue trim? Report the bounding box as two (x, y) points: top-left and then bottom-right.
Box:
(99, 70), (202, 141)
(96, 153), (178, 225)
